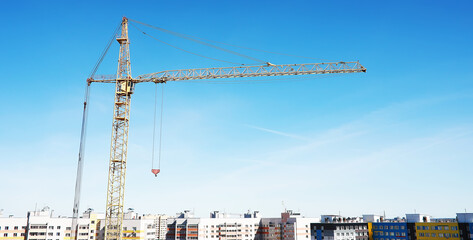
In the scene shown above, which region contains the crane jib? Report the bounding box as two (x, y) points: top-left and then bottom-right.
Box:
(90, 61), (366, 84)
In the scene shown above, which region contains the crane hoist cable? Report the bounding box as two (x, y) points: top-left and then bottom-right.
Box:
(151, 83), (164, 177)
(129, 18), (332, 62)
(89, 22), (121, 78)
(129, 23), (243, 65)
(129, 18), (267, 64)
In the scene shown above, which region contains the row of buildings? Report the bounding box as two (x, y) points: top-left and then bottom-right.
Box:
(0, 208), (472, 240)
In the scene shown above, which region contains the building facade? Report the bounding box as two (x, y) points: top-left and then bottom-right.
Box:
(371, 222), (408, 240)
(311, 223), (369, 240)
(0, 216), (27, 240)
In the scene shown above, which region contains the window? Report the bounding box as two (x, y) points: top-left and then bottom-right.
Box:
(57, 226), (61, 229)
(57, 233), (60, 236)
(4, 234), (8, 237)
(14, 233), (18, 237)
(14, 226), (19, 230)
(444, 226), (449, 230)
(5, 226), (9, 230)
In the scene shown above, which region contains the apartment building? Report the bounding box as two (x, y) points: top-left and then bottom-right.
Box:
(0, 215), (27, 240)
(166, 210), (261, 240)
(260, 210), (319, 240)
(1, 207), (169, 240)
(26, 207), (98, 240)
(457, 213), (473, 240)
(96, 210), (170, 240)
(311, 222), (369, 240)
(371, 222), (408, 240)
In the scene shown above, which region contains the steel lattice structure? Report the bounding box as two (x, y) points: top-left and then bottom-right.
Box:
(91, 61), (366, 84)
(104, 17), (133, 240)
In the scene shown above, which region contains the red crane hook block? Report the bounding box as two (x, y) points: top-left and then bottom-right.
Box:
(151, 169), (160, 177)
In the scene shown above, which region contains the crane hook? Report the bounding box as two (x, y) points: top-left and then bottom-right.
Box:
(151, 169), (160, 177)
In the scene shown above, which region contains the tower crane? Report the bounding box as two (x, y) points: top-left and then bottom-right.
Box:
(72, 17), (366, 240)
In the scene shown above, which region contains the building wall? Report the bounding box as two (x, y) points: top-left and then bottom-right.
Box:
(0, 217), (27, 240)
(311, 223), (369, 240)
(166, 217), (261, 240)
(414, 222), (460, 240)
(371, 222), (408, 240)
(469, 224), (473, 240)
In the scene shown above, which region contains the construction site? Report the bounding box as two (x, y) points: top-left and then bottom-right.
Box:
(2, 2), (473, 240)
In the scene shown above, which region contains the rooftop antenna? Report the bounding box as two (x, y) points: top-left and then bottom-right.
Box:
(282, 201), (287, 212)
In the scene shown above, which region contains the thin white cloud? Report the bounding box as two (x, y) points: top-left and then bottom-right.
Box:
(244, 124), (311, 141)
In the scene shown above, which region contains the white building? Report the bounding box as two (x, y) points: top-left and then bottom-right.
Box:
(405, 214), (430, 223)
(26, 207), (98, 240)
(0, 213), (27, 240)
(165, 210), (319, 240)
(0, 207), (169, 240)
(166, 210), (261, 240)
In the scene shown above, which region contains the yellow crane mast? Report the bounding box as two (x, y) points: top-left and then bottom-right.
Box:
(72, 17), (366, 240)
(104, 17), (133, 240)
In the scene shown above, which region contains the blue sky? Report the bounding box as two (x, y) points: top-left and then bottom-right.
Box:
(1, 0), (473, 219)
